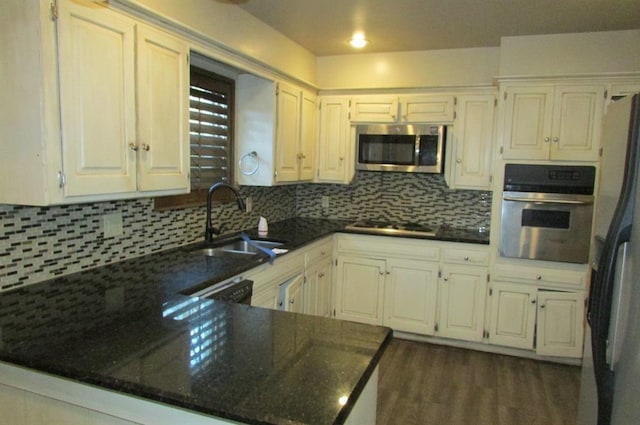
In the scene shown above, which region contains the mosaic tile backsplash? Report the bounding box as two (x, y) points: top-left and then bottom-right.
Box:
(0, 172), (491, 290)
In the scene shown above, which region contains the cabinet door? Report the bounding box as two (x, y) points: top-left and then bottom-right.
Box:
(399, 95), (454, 123)
(282, 273), (305, 313)
(501, 86), (554, 160)
(317, 97), (350, 182)
(450, 94), (495, 189)
(550, 85), (605, 161)
(350, 96), (398, 123)
(536, 291), (585, 358)
(488, 283), (537, 349)
(299, 90), (317, 181)
(136, 24), (190, 192)
(438, 265), (487, 342)
(306, 259), (332, 317)
(251, 285), (280, 309)
(383, 259), (439, 335)
(335, 256), (385, 325)
(275, 82), (301, 183)
(57, 1), (137, 196)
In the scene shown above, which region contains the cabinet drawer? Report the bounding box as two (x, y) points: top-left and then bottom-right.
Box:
(337, 234), (440, 261)
(305, 237), (333, 265)
(442, 247), (489, 266)
(492, 264), (586, 290)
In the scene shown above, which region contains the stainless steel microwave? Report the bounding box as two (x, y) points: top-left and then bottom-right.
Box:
(355, 124), (445, 173)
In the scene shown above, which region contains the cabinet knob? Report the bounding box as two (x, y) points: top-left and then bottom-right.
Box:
(531, 299), (537, 304)
(536, 275), (542, 281)
(544, 137), (550, 143)
(319, 273), (325, 278)
(142, 144), (150, 151)
(464, 256), (469, 261)
(539, 304), (546, 309)
(386, 271), (391, 275)
(129, 143), (139, 152)
(552, 137), (559, 143)
(339, 156), (344, 161)
(443, 277), (449, 282)
(289, 299), (294, 304)
(379, 271), (384, 276)
(278, 301), (283, 307)
(456, 158), (462, 164)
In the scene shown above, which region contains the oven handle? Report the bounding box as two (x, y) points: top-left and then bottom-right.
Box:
(502, 195), (593, 205)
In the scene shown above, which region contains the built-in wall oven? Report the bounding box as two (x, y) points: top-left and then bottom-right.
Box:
(500, 164), (596, 264)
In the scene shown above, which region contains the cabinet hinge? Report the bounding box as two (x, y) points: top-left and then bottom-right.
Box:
(453, 111), (457, 120)
(276, 83), (279, 96)
(499, 146), (504, 155)
(489, 175), (493, 183)
(50, 1), (58, 21)
(438, 269), (442, 278)
(348, 100), (352, 107)
(604, 89), (608, 100)
(434, 323), (439, 332)
(348, 111), (351, 120)
(57, 171), (66, 189)
(484, 330), (490, 339)
(453, 96), (457, 106)
(333, 308), (336, 317)
(599, 147), (603, 157)
(503, 91), (507, 101)
(489, 288), (493, 296)
(494, 98), (498, 107)
(487, 273), (490, 282)
(334, 258), (338, 266)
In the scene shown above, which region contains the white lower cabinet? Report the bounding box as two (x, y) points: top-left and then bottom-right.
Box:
(536, 290), (585, 358)
(488, 281), (585, 358)
(488, 283), (538, 349)
(335, 256), (386, 325)
(383, 259), (439, 335)
(305, 258), (333, 317)
(437, 265), (487, 342)
(249, 237), (333, 318)
(334, 234), (489, 343)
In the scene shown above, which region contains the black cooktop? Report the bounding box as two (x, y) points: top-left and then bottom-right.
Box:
(345, 220), (440, 237)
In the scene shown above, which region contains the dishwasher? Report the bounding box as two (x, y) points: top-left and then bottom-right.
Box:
(191, 278), (254, 304)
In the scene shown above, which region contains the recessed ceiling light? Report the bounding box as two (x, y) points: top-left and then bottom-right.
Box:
(349, 33), (369, 49)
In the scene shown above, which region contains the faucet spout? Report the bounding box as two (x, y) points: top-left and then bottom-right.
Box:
(205, 182), (246, 242)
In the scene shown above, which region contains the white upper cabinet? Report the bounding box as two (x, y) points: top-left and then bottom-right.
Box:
(136, 25), (190, 192)
(447, 93), (496, 190)
(350, 94), (455, 123)
(350, 95), (399, 123)
(399, 95), (455, 123)
(316, 96), (353, 183)
(500, 84), (605, 161)
(236, 76), (317, 185)
(0, 0), (190, 205)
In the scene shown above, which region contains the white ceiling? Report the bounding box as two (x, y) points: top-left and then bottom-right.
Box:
(230, 0), (640, 56)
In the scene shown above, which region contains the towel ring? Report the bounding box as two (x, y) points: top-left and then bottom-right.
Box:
(239, 151), (259, 175)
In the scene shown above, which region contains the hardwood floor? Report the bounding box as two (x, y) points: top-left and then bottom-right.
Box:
(376, 338), (582, 425)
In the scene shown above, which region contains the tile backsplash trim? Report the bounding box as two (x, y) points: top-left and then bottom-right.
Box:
(1, 172), (490, 291)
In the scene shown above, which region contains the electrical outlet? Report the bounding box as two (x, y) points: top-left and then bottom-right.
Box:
(321, 196), (329, 208)
(245, 196), (253, 213)
(103, 213), (123, 238)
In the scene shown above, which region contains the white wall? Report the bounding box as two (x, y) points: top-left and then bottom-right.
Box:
(129, 0), (317, 85)
(316, 47), (500, 90)
(499, 30), (640, 77)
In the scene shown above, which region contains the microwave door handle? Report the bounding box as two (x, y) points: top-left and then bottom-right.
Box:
(502, 195), (593, 206)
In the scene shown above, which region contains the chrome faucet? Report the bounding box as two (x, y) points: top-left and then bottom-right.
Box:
(205, 182), (246, 242)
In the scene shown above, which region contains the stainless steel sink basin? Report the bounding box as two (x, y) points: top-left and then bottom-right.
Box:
(197, 237), (284, 257)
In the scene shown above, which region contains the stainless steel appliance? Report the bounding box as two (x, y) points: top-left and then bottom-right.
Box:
(499, 164), (596, 264)
(578, 93), (640, 425)
(193, 278), (253, 304)
(355, 124), (445, 173)
(345, 220), (440, 237)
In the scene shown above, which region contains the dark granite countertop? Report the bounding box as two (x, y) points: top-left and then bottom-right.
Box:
(0, 217), (487, 424)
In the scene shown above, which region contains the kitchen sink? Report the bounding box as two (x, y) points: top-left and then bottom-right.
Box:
(196, 237), (285, 257)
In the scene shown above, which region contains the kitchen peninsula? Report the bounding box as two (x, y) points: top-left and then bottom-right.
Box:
(0, 219), (392, 425)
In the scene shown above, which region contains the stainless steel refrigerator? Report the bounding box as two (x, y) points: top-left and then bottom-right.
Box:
(578, 93), (640, 425)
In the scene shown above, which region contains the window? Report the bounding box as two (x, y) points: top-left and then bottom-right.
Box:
(154, 66), (235, 209)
